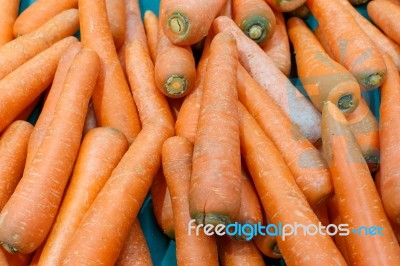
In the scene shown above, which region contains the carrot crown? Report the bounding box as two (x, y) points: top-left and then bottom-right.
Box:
(167, 13), (190, 37)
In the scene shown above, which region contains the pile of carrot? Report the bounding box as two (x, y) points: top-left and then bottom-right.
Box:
(0, 0), (399, 265)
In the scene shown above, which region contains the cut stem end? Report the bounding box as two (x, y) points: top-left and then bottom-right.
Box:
(165, 75), (188, 97)
(168, 14), (189, 35)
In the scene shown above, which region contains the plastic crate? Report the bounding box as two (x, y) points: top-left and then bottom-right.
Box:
(18, 1), (381, 266)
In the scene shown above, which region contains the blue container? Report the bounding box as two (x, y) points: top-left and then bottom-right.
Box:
(18, 1), (380, 266)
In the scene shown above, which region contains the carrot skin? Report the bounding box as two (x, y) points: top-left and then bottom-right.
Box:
(262, 10), (291, 76)
(26, 42), (82, 168)
(38, 127), (128, 266)
(15, 97), (41, 122)
(232, 0), (276, 46)
(0, 36), (78, 134)
(237, 65), (333, 209)
(159, 0), (227, 45)
(163, 136), (219, 266)
(0, 121), (33, 211)
(238, 102), (346, 265)
(253, 233), (281, 259)
(265, 0), (306, 12)
(115, 220), (153, 266)
(378, 54), (400, 226)
(287, 17), (361, 114)
(79, 0), (141, 144)
(0, 9), (79, 81)
(217, 237), (265, 266)
(0, 0), (20, 46)
(0, 48), (100, 254)
(60, 40), (174, 265)
(213, 16), (322, 143)
(105, 0), (126, 49)
(150, 170), (175, 238)
(144, 11), (159, 62)
(190, 32), (242, 226)
(322, 101), (400, 265)
(83, 102), (98, 135)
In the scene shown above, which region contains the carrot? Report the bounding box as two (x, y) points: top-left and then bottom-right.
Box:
(217, 236), (265, 266)
(27, 243), (44, 266)
(26, 42), (81, 168)
(307, 0), (387, 90)
(253, 232), (281, 259)
(150, 170), (175, 239)
(105, 0), (126, 49)
(0, 48), (100, 254)
(0, 9), (79, 81)
(265, 0), (306, 12)
(386, 0), (400, 4)
(0, 37), (77, 134)
(336, 0), (400, 70)
(262, 10), (291, 76)
(79, 0), (141, 144)
(236, 65), (333, 209)
(367, 0), (400, 46)
(234, 168), (263, 241)
(0, 249), (8, 265)
(5, 251), (32, 266)
(154, 19), (196, 98)
(60, 40), (174, 265)
(83, 102), (98, 135)
(349, 0), (370, 5)
(322, 100), (400, 265)
(15, 97), (41, 122)
(344, 99), (380, 173)
(144, 11), (159, 62)
(220, 0), (232, 17)
(163, 136), (219, 266)
(313, 205), (329, 227)
(175, 35), (212, 143)
(238, 102), (347, 265)
(377, 53), (400, 227)
(288, 4), (310, 18)
(213, 16), (321, 143)
(0, 121), (33, 211)
(159, 0), (227, 45)
(190, 32), (241, 226)
(0, 0), (20, 46)
(287, 17), (361, 113)
(232, 0), (276, 46)
(168, 99), (183, 122)
(115, 220), (153, 266)
(38, 127), (128, 266)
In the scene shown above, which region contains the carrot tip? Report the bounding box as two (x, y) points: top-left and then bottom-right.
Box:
(1, 242), (18, 254)
(165, 75), (188, 97)
(337, 94), (356, 112)
(168, 13), (189, 35)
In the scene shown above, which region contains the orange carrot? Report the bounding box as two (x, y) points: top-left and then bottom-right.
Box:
(0, 48), (100, 254)
(105, 0), (126, 49)
(168, 99), (183, 122)
(0, 249), (8, 265)
(345, 99), (380, 173)
(0, 121), (33, 211)
(0, 37), (77, 134)
(238, 102), (347, 265)
(265, 0), (306, 12)
(150, 170), (175, 239)
(13, 0), (77, 37)
(367, 0), (400, 46)
(213, 16), (321, 143)
(83, 102), (98, 135)
(115, 220), (153, 266)
(15, 97), (41, 122)
(378, 54), (400, 227)
(0, 9), (79, 81)
(217, 237), (265, 266)
(386, 0), (400, 4)
(163, 136), (219, 266)
(234, 168), (263, 241)
(337, 0), (400, 70)
(288, 4), (310, 18)
(27, 243), (44, 266)
(253, 232), (281, 259)
(79, 0), (141, 144)
(190, 32), (241, 226)
(175, 35), (212, 143)
(220, 0), (232, 17)
(60, 40), (174, 265)
(287, 17), (361, 113)
(262, 10), (291, 76)
(154, 19), (196, 98)
(236, 65), (333, 209)
(38, 127), (128, 266)
(313, 205), (329, 227)
(307, 0), (387, 90)
(322, 101), (400, 265)
(159, 0), (227, 45)
(232, 0), (276, 46)
(144, 10), (158, 62)
(349, 0), (370, 5)
(0, 0), (20, 46)
(26, 42), (81, 167)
